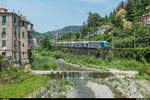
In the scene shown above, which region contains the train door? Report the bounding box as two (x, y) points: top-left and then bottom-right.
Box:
(100, 41), (105, 48)
(82, 43), (84, 47)
(86, 43), (88, 48)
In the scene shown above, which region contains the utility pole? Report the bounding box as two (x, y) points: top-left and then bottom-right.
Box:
(112, 31), (114, 49)
(134, 27), (136, 48)
(60, 35), (61, 42)
(71, 27), (72, 53)
(55, 26), (58, 46)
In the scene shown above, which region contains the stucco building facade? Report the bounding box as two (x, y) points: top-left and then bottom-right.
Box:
(0, 8), (33, 65)
(139, 12), (150, 26)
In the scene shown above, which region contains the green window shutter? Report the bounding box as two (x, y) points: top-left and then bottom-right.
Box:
(18, 30), (20, 38)
(14, 31), (16, 37)
(2, 16), (6, 23)
(2, 27), (6, 33)
(14, 17), (16, 23)
(22, 32), (24, 38)
(14, 40), (16, 48)
(22, 22), (24, 27)
(22, 43), (24, 47)
(2, 40), (6, 47)
(2, 52), (6, 56)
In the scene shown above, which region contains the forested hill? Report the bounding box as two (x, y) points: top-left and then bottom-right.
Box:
(44, 26), (82, 39)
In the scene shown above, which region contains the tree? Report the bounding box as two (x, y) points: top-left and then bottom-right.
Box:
(126, 0), (138, 22)
(0, 55), (3, 71)
(41, 36), (52, 50)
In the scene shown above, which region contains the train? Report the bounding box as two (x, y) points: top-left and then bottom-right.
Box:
(55, 41), (109, 48)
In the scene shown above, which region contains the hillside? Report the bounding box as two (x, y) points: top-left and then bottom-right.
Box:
(44, 26), (82, 39)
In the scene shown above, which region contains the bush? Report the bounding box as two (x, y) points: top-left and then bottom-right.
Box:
(113, 47), (150, 63)
(31, 55), (57, 70)
(52, 51), (65, 59)
(0, 55), (3, 70)
(0, 74), (49, 98)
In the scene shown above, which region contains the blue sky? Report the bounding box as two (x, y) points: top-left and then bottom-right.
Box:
(4, 0), (124, 32)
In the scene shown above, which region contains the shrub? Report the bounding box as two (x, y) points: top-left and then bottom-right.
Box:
(31, 56), (57, 70)
(113, 47), (150, 63)
(52, 51), (65, 59)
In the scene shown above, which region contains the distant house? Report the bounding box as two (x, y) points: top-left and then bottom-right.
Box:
(97, 25), (113, 34)
(139, 12), (150, 26)
(32, 38), (40, 47)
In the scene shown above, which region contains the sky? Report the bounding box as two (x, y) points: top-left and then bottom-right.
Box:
(1, 0), (124, 33)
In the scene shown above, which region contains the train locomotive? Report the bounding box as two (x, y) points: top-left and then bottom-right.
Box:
(56, 41), (109, 48)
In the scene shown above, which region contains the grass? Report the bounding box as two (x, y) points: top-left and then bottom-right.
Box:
(33, 47), (150, 82)
(30, 51), (57, 70)
(0, 67), (50, 98)
(57, 94), (66, 98)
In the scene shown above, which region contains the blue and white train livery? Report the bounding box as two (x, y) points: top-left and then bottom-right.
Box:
(56, 41), (109, 48)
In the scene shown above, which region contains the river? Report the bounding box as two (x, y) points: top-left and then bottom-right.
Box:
(54, 59), (114, 98)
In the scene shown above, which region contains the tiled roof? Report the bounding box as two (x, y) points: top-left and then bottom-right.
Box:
(99, 25), (113, 29)
(140, 12), (150, 18)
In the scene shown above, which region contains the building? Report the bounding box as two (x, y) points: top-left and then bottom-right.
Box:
(139, 12), (150, 26)
(32, 38), (40, 47)
(0, 8), (33, 65)
(97, 25), (113, 34)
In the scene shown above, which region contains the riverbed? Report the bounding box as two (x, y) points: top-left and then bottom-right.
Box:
(28, 59), (150, 98)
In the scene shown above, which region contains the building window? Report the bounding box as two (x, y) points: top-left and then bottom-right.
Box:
(22, 32), (24, 38)
(22, 21), (24, 27)
(1, 27), (6, 38)
(14, 31), (17, 38)
(22, 43), (24, 47)
(2, 40), (6, 47)
(14, 17), (16, 23)
(14, 52), (16, 59)
(14, 40), (16, 48)
(23, 52), (24, 56)
(18, 29), (20, 39)
(2, 16), (6, 23)
(2, 52), (6, 56)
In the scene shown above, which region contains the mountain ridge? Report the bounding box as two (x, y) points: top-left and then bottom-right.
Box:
(44, 26), (82, 39)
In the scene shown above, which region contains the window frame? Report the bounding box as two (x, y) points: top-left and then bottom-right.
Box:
(2, 40), (6, 47)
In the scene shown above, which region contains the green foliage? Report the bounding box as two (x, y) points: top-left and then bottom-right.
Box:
(0, 55), (3, 70)
(113, 47), (150, 63)
(126, 0), (137, 22)
(106, 58), (150, 76)
(41, 36), (52, 50)
(113, 37), (133, 48)
(31, 55), (57, 70)
(0, 67), (50, 98)
(106, 50), (113, 62)
(52, 51), (65, 59)
(0, 55), (3, 62)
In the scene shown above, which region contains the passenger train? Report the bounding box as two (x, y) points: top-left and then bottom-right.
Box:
(55, 41), (109, 48)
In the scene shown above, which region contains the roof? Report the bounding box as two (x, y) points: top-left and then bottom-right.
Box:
(99, 25), (113, 29)
(0, 8), (33, 25)
(140, 12), (150, 18)
(0, 8), (8, 13)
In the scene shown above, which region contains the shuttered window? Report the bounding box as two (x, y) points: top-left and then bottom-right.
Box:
(22, 21), (24, 27)
(14, 17), (16, 23)
(2, 40), (6, 47)
(2, 27), (6, 38)
(18, 29), (20, 39)
(22, 43), (24, 47)
(2, 16), (6, 23)
(2, 52), (6, 56)
(22, 32), (24, 38)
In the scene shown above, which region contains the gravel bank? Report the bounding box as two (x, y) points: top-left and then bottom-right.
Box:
(86, 81), (114, 98)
